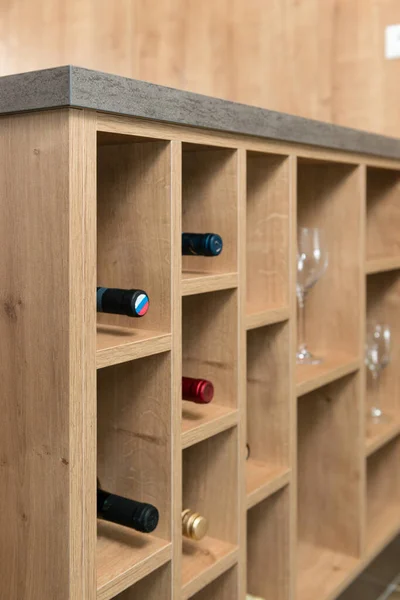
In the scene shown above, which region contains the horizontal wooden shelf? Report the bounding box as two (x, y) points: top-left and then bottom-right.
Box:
(181, 402), (238, 449)
(181, 271), (238, 296)
(367, 505), (400, 555)
(245, 305), (290, 330)
(297, 542), (359, 600)
(366, 417), (400, 456)
(296, 353), (360, 397)
(96, 325), (171, 369)
(246, 459), (291, 510)
(181, 536), (238, 600)
(366, 256), (400, 275)
(96, 521), (172, 600)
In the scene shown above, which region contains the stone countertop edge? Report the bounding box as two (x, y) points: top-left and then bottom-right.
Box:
(1, 64), (400, 160)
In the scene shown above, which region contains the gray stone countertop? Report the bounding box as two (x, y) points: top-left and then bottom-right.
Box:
(1, 65), (400, 160)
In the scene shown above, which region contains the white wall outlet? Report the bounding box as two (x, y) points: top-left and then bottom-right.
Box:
(385, 24), (400, 59)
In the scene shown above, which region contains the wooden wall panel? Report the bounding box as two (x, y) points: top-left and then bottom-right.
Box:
(1, 1), (400, 134)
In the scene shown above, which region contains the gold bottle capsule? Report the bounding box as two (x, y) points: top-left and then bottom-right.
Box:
(182, 508), (208, 541)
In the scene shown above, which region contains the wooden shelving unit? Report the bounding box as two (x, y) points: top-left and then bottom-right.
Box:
(2, 81), (400, 600)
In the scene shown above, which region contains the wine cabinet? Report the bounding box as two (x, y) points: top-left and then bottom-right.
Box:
(1, 66), (400, 600)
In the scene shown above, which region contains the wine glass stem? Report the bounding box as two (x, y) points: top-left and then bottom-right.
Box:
(297, 292), (307, 353)
(372, 371), (380, 413)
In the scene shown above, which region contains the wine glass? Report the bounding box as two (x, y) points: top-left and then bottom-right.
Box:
(296, 227), (328, 364)
(365, 324), (391, 422)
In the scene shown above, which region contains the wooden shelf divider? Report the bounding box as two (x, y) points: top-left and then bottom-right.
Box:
(245, 305), (290, 330)
(246, 460), (291, 510)
(96, 326), (172, 368)
(296, 354), (360, 397)
(96, 525), (172, 600)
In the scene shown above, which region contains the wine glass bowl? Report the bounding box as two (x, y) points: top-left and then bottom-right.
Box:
(296, 227), (329, 365)
(365, 323), (391, 422)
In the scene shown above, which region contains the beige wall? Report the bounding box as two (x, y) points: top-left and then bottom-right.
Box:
(1, 0), (400, 135)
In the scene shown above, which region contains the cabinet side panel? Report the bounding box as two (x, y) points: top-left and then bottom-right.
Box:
(0, 111), (70, 599)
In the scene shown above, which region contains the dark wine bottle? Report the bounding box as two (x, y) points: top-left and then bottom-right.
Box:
(97, 488), (159, 533)
(182, 233), (223, 257)
(182, 376), (214, 404)
(97, 286), (149, 318)
(182, 508), (208, 541)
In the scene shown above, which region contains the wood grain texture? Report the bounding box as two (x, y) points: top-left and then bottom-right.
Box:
(97, 527), (171, 600)
(247, 321), (290, 467)
(246, 152), (290, 314)
(182, 145), (238, 277)
(247, 489), (290, 600)
(189, 565), (239, 600)
(182, 428), (238, 545)
(97, 138), (171, 333)
(96, 327), (171, 369)
(298, 373), (362, 557)
(366, 167), (400, 262)
(3, 1), (400, 136)
(97, 354), (172, 541)
(246, 462), (290, 510)
(366, 437), (400, 552)
(113, 562), (171, 600)
(0, 109), (96, 599)
(181, 538), (238, 599)
(182, 290), (238, 409)
(366, 271), (400, 419)
(297, 160), (362, 358)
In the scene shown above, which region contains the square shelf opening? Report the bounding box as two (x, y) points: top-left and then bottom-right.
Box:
(367, 436), (400, 553)
(297, 374), (362, 600)
(247, 487), (290, 600)
(182, 429), (239, 596)
(96, 353), (172, 597)
(366, 271), (400, 434)
(367, 166), (400, 264)
(297, 159), (361, 363)
(246, 322), (291, 504)
(182, 143), (238, 280)
(97, 133), (172, 361)
(189, 566), (238, 600)
(298, 373), (361, 559)
(113, 562), (171, 600)
(246, 151), (290, 317)
(182, 289), (238, 445)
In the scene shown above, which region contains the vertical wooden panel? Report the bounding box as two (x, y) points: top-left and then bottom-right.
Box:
(0, 109), (96, 599)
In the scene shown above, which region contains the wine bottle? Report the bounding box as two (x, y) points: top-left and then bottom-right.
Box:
(182, 233), (223, 257)
(97, 488), (159, 533)
(182, 508), (208, 541)
(182, 376), (214, 404)
(97, 286), (149, 317)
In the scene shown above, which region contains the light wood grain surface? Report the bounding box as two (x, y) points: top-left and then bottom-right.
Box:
(2, 1), (400, 137)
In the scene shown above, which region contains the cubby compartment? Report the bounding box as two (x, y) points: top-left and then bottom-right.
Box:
(113, 562), (171, 600)
(367, 436), (400, 553)
(96, 353), (172, 598)
(182, 289), (238, 447)
(366, 166), (400, 272)
(182, 143), (238, 293)
(246, 151), (290, 325)
(247, 487), (290, 600)
(297, 373), (362, 600)
(246, 321), (291, 508)
(189, 566), (239, 600)
(182, 428), (239, 599)
(366, 271), (400, 452)
(97, 134), (172, 368)
(296, 159), (362, 390)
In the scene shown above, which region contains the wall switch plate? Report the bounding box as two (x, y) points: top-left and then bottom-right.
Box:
(385, 24), (400, 59)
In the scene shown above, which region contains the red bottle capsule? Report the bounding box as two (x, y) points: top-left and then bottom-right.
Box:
(182, 377), (214, 404)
